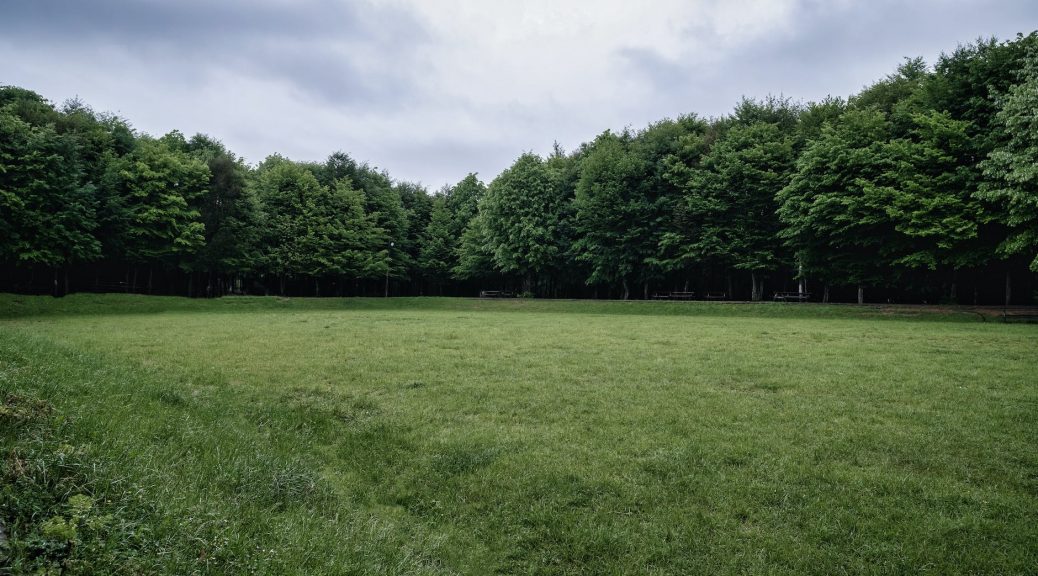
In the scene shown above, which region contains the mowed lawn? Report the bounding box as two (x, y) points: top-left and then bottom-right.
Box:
(1, 295), (1036, 575)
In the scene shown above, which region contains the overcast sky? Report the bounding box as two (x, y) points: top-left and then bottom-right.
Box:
(1, 1), (1035, 189)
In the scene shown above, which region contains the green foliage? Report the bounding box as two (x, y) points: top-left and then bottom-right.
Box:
(733, 95), (802, 132)
(103, 137), (209, 267)
(797, 96), (847, 142)
(0, 104), (100, 269)
(573, 119), (703, 297)
(573, 132), (646, 294)
(851, 57), (937, 141)
(444, 173), (486, 239)
(480, 153), (567, 289)
(256, 157), (384, 284)
(979, 48), (1038, 270)
(872, 111), (986, 270)
(778, 109), (894, 287)
(453, 214), (495, 281)
(3, 31), (1038, 301)
(926, 33), (1038, 150)
(194, 151), (262, 275)
(418, 197), (455, 289)
(397, 180), (434, 280)
(666, 120), (795, 298)
(0, 86), (61, 127)
(355, 166), (408, 278)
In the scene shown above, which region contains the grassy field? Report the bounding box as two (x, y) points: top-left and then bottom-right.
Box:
(1, 294), (1036, 575)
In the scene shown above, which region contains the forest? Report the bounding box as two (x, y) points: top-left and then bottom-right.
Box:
(2, 33), (1037, 304)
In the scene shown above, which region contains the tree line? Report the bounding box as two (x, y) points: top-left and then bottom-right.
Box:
(2, 33), (1037, 303)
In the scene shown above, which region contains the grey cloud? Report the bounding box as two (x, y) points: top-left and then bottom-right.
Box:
(1, 0), (430, 110)
(232, 42), (419, 109)
(373, 140), (519, 189)
(0, 0), (424, 46)
(618, 47), (686, 88)
(617, 0), (1038, 121)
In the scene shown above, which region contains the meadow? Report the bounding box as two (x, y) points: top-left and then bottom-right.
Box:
(1, 295), (1036, 575)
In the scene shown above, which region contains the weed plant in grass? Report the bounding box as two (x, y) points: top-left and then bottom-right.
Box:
(1, 294), (1036, 574)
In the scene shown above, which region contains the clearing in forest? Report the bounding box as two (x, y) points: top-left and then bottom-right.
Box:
(1, 295), (1036, 574)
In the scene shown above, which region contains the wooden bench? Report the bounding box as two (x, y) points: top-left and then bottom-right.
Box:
(479, 290), (515, 298)
(774, 291), (811, 302)
(704, 291), (727, 300)
(1002, 310), (1038, 323)
(652, 291), (695, 300)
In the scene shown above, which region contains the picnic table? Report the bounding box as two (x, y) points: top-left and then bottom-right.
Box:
(704, 291), (727, 300)
(773, 291), (810, 302)
(479, 290), (515, 298)
(652, 291), (696, 300)
(1002, 308), (1038, 323)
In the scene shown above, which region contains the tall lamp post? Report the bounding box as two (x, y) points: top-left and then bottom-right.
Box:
(385, 241), (394, 297)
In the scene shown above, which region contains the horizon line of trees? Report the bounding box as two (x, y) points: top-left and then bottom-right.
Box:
(2, 32), (1038, 304)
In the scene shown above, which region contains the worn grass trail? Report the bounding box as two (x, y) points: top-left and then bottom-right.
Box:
(1, 295), (1036, 574)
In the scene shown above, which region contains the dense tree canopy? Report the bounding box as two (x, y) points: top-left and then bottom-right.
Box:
(979, 49), (1038, 271)
(480, 153), (567, 293)
(778, 110), (894, 302)
(2, 31), (1037, 303)
(669, 120), (794, 300)
(573, 131), (646, 298)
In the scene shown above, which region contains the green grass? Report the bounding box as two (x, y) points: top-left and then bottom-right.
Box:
(1, 294), (1036, 574)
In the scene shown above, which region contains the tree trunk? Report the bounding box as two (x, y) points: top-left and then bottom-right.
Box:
(823, 284), (830, 303)
(63, 267), (69, 296)
(1005, 271), (1011, 306)
(750, 272), (760, 302)
(522, 275), (532, 296)
(315, 278), (320, 297)
(132, 267), (138, 293)
(643, 282), (649, 301)
(188, 274), (194, 298)
(52, 268), (59, 298)
(857, 285), (864, 305)
(621, 278), (630, 301)
(726, 274), (733, 301)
